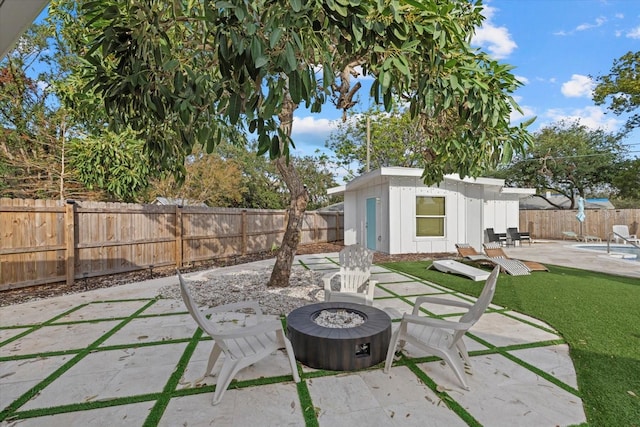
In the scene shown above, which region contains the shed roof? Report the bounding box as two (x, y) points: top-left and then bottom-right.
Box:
(328, 167), (535, 197)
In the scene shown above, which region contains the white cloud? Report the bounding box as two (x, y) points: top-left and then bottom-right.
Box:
(555, 16), (609, 36)
(576, 16), (607, 32)
(561, 74), (595, 98)
(541, 106), (621, 132)
(292, 116), (339, 135)
(472, 5), (517, 59)
(36, 80), (49, 92)
(515, 75), (529, 85)
(615, 13), (624, 19)
(510, 104), (536, 124)
(290, 115), (340, 155)
(626, 26), (640, 39)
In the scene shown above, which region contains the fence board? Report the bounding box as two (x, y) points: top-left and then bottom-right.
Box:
(519, 209), (640, 240)
(5, 196), (632, 292)
(0, 199), (345, 290)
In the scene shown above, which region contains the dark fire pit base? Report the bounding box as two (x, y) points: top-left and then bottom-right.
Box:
(287, 302), (391, 371)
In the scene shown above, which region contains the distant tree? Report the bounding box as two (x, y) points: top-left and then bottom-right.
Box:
(494, 121), (624, 209)
(0, 22), (100, 200)
(290, 152), (341, 210)
(593, 51), (640, 133)
(610, 157), (640, 204)
(146, 145), (246, 206)
(326, 106), (426, 180)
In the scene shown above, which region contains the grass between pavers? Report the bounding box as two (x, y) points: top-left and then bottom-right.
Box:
(1, 293), (558, 427)
(380, 260), (640, 427)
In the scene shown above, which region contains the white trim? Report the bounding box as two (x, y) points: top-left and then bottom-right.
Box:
(327, 167), (535, 196)
(1, 0), (50, 59)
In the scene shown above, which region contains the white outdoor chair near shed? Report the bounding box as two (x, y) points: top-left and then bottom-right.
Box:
(323, 244), (377, 306)
(177, 271), (300, 405)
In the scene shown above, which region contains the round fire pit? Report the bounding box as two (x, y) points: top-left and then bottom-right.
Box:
(287, 302), (391, 371)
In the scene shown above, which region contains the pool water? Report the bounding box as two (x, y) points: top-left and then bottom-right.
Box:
(574, 244), (640, 261)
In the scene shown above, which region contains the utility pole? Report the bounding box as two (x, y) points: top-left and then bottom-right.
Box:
(366, 116), (370, 172)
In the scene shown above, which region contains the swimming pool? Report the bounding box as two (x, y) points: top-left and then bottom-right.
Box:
(574, 244), (640, 261)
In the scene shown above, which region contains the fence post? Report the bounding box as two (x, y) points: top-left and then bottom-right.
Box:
(241, 210), (247, 255)
(313, 212), (318, 242)
(175, 205), (183, 268)
(65, 200), (75, 286)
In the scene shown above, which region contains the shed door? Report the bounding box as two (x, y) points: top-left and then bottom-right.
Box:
(466, 187), (483, 249)
(366, 198), (377, 251)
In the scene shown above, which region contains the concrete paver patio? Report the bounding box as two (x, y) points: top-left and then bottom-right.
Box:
(0, 248), (594, 426)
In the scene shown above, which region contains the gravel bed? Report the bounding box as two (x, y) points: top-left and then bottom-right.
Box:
(159, 266), (326, 316)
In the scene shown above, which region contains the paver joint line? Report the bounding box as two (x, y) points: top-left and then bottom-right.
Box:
(0, 253), (587, 426)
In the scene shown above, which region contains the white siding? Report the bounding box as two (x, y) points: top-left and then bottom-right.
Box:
(339, 168), (527, 255)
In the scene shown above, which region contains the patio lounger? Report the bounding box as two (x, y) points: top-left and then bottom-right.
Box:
(429, 259), (491, 281)
(612, 225), (640, 244)
(563, 231), (601, 242)
(483, 243), (548, 272)
(455, 243), (495, 266)
(562, 231), (579, 241)
(456, 243), (530, 276)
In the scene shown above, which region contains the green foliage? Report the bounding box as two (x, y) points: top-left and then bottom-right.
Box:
(593, 51), (640, 133)
(68, 129), (152, 202)
(208, 142), (339, 209)
(0, 21), (90, 199)
(69, 0), (532, 185)
(326, 105), (496, 181)
(610, 157), (640, 203)
(493, 121), (624, 208)
(291, 152), (341, 210)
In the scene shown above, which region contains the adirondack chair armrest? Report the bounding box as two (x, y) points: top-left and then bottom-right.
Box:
(366, 279), (378, 299)
(412, 296), (473, 315)
(322, 271), (340, 291)
(213, 319), (284, 339)
(401, 313), (472, 331)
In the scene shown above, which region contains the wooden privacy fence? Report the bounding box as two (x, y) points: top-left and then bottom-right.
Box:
(519, 209), (640, 241)
(0, 199), (344, 291)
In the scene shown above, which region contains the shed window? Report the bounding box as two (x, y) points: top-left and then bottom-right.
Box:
(416, 196), (445, 237)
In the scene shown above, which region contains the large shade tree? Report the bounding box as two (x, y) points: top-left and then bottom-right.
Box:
(62, 0), (532, 286)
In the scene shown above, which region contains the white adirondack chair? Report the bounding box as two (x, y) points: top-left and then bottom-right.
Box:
(323, 244), (377, 305)
(384, 265), (500, 390)
(177, 271), (300, 405)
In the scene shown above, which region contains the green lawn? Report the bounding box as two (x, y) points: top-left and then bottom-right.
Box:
(379, 261), (640, 427)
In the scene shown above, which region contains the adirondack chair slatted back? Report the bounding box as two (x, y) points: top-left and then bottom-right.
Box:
(454, 265), (499, 343)
(338, 245), (374, 293)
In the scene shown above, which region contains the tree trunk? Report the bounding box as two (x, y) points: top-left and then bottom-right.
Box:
(268, 95), (308, 288)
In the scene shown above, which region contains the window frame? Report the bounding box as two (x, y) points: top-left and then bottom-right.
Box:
(415, 195), (446, 238)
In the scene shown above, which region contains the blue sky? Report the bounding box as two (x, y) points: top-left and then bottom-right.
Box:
(290, 0), (640, 158)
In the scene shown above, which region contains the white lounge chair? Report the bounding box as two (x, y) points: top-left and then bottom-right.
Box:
(323, 244), (377, 305)
(612, 225), (640, 244)
(384, 265), (500, 390)
(177, 271), (300, 405)
(482, 243), (531, 276)
(430, 259), (491, 281)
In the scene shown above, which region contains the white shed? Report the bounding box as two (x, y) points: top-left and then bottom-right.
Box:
(328, 167), (535, 254)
